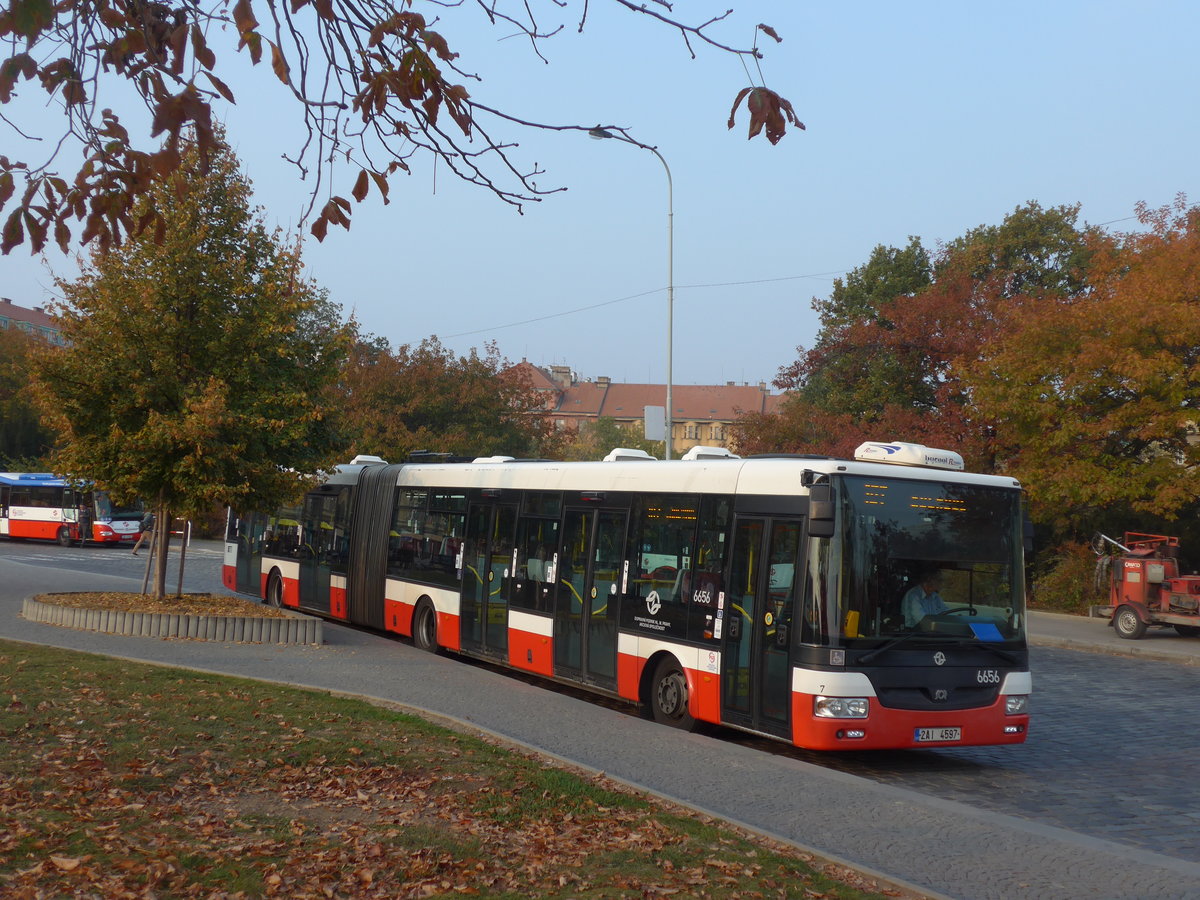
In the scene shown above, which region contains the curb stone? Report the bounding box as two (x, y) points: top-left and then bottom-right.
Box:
(20, 595), (322, 645)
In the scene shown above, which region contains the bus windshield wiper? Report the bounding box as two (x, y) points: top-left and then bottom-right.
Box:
(952, 638), (1019, 665)
(859, 632), (1019, 666)
(858, 632), (925, 664)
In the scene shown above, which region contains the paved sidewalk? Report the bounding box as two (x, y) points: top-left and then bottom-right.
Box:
(1028, 609), (1200, 666)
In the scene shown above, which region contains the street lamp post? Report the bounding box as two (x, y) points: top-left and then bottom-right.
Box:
(588, 128), (674, 460)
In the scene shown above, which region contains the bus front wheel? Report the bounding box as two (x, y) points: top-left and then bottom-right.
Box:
(650, 657), (696, 731)
(56, 526), (72, 547)
(413, 601), (438, 653)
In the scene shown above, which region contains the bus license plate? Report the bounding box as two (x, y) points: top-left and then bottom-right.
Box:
(914, 727), (961, 743)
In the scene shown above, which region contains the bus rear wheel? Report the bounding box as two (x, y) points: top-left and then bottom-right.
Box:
(266, 572), (284, 608)
(650, 657), (696, 730)
(412, 601), (438, 653)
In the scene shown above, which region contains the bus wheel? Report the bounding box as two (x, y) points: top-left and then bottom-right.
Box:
(650, 658), (696, 730)
(1114, 606), (1147, 640)
(56, 526), (72, 547)
(266, 572), (284, 608)
(413, 601), (438, 653)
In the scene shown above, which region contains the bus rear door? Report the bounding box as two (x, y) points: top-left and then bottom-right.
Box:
(299, 491), (342, 615)
(722, 516), (803, 739)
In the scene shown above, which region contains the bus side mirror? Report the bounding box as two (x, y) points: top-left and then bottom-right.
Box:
(808, 484), (834, 539)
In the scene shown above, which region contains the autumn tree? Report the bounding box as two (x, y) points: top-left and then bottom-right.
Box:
(0, 2), (798, 254)
(736, 202), (1096, 469)
(966, 196), (1200, 539)
(558, 416), (664, 462)
(32, 131), (351, 597)
(337, 334), (547, 461)
(0, 326), (54, 466)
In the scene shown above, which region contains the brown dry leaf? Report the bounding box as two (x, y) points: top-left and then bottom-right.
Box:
(35, 591), (291, 618)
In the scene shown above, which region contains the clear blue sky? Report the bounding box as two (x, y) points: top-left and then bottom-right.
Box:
(3, 2), (1196, 387)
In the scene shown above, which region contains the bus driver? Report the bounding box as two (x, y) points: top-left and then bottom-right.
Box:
(903, 569), (949, 628)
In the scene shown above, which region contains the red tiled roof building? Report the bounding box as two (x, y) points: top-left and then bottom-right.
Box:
(507, 360), (781, 456)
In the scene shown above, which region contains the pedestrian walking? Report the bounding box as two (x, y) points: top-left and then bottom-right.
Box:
(131, 512), (155, 556)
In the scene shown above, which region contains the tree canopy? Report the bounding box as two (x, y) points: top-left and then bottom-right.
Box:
(558, 416), (663, 462)
(0, 326), (54, 467)
(739, 202), (1098, 469)
(0, 1), (797, 254)
(336, 334), (547, 462)
(31, 131), (351, 593)
(736, 196), (1200, 552)
(967, 197), (1200, 532)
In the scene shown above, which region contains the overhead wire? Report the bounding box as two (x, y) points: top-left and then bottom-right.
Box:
(440, 211), (1146, 340)
(441, 269), (844, 338)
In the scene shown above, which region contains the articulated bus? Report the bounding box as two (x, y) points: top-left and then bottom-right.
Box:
(224, 442), (1031, 751)
(0, 472), (144, 545)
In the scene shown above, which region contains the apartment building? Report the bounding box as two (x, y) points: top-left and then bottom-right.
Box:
(0, 298), (67, 346)
(508, 360), (782, 456)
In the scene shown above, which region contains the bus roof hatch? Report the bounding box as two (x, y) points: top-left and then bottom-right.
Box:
(853, 441), (964, 471)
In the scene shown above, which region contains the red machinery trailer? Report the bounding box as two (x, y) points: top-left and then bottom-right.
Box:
(1095, 533), (1200, 639)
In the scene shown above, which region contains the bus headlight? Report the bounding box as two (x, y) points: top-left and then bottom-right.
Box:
(1005, 694), (1029, 715)
(814, 696), (869, 719)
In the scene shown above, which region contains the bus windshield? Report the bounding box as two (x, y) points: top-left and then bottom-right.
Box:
(816, 474), (1025, 647)
(93, 492), (144, 521)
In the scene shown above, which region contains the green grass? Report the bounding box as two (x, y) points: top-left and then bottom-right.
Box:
(0, 640), (897, 898)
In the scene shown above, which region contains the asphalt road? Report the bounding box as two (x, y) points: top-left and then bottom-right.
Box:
(3, 539), (1200, 900)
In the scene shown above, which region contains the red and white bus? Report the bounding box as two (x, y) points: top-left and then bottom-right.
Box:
(224, 442), (1031, 751)
(0, 472), (144, 545)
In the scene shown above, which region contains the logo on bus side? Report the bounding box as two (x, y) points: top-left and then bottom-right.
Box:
(646, 591), (662, 615)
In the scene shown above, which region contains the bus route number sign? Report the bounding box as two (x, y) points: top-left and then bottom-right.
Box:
(914, 727), (961, 743)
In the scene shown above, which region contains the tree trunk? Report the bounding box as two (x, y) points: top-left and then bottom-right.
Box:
(151, 501), (172, 600)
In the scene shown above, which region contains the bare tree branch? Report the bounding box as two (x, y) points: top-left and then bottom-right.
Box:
(0, 1), (797, 253)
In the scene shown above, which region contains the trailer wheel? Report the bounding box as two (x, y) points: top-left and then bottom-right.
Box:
(649, 657), (696, 731)
(1173, 624), (1200, 638)
(1114, 605), (1147, 640)
(412, 601), (439, 653)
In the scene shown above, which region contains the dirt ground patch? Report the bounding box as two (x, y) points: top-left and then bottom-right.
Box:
(35, 591), (290, 618)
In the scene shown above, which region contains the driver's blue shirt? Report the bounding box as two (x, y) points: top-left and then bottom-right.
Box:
(903, 584), (948, 627)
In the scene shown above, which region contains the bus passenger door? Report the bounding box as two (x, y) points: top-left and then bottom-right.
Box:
(553, 508), (625, 688)
(298, 492), (336, 614)
(234, 512), (264, 595)
(461, 502), (517, 657)
(721, 516), (801, 739)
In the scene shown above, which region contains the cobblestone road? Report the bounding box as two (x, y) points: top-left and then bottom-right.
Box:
(721, 644), (1200, 865)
